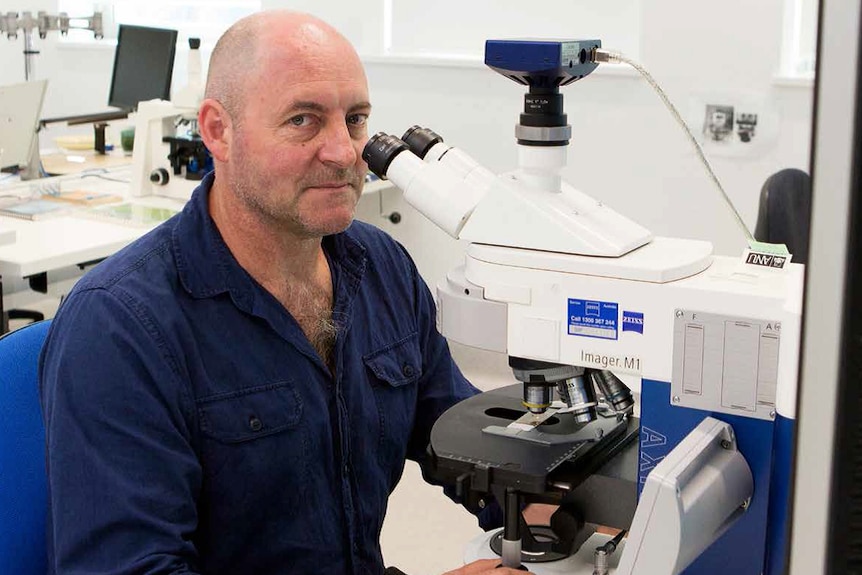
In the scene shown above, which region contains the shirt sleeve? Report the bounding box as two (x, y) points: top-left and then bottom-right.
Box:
(397, 246), (504, 531)
(39, 286), (203, 574)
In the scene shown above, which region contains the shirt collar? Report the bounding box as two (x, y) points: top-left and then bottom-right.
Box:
(172, 172), (368, 313)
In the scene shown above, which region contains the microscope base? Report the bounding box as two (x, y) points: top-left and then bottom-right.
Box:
(466, 530), (626, 574)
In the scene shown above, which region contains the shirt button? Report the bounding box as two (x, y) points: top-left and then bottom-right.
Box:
(402, 363), (414, 377)
(248, 416), (263, 432)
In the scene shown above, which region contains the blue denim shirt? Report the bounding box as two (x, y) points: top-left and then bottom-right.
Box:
(39, 173), (486, 575)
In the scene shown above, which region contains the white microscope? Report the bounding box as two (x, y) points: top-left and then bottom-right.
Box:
(130, 37), (210, 201)
(363, 39), (802, 575)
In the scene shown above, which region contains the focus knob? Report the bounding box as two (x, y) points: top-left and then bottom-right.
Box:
(149, 168), (169, 186)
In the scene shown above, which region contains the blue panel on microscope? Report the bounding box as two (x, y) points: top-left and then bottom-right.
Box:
(567, 298), (618, 340)
(640, 378), (776, 575)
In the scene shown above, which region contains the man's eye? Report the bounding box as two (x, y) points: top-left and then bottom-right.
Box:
(288, 115), (311, 127)
(347, 114), (368, 127)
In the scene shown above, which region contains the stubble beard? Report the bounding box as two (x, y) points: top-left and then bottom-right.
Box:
(230, 164), (365, 239)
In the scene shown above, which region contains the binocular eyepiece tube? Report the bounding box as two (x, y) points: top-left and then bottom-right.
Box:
(361, 127), (489, 239)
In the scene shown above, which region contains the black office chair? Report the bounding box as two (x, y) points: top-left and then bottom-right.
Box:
(3, 310), (45, 333)
(0, 278), (45, 334)
(754, 168), (812, 264)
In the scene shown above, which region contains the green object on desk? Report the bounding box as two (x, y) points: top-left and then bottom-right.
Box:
(120, 127), (135, 154)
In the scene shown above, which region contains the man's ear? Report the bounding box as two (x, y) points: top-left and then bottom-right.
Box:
(198, 98), (232, 162)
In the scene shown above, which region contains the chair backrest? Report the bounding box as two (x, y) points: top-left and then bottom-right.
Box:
(0, 320), (51, 575)
(754, 168), (812, 264)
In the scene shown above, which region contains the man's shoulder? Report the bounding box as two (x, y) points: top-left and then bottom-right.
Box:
(343, 220), (408, 260)
(72, 220), (177, 295)
(344, 219), (395, 247)
(342, 220), (417, 271)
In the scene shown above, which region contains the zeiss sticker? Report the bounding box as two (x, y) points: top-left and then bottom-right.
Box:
(622, 311), (644, 334)
(568, 299), (618, 340)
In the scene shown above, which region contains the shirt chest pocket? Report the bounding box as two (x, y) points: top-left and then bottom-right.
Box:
(363, 333), (422, 467)
(196, 382), (309, 503)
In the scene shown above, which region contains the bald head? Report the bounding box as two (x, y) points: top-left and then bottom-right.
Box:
(205, 10), (361, 121)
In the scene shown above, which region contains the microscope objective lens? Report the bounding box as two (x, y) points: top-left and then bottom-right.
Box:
(523, 384), (552, 414)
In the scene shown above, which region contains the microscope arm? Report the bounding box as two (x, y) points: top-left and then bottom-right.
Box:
(614, 417), (754, 575)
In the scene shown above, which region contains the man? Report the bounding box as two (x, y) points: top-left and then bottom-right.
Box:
(39, 10), (531, 575)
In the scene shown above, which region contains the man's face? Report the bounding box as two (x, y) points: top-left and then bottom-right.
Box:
(226, 36), (371, 238)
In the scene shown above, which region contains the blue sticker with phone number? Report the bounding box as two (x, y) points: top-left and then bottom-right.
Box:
(567, 298), (618, 340)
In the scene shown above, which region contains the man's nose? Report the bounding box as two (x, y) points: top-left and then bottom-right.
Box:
(319, 123), (358, 167)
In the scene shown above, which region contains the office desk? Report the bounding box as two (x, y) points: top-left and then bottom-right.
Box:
(0, 166), (185, 331)
(41, 150), (132, 176)
(0, 166), (184, 275)
(0, 214), (160, 279)
(0, 228), (14, 247)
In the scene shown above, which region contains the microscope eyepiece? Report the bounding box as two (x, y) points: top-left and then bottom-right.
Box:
(401, 125), (444, 159)
(362, 133), (409, 179)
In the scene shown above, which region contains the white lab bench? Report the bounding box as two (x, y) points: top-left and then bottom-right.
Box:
(0, 165), (185, 331)
(0, 227), (14, 247)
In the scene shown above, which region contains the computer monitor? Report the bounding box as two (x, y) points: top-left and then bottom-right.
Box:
(42, 24), (178, 156)
(0, 79), (48, 174)
(108, 24), (178, 112)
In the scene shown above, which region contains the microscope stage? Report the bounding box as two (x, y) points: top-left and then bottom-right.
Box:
(429, 384), (638, 496)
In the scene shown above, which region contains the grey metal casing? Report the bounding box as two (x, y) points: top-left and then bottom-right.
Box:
(615, 417), (753, 575)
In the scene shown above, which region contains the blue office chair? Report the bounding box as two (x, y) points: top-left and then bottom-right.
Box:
(0, 320), (51, 574)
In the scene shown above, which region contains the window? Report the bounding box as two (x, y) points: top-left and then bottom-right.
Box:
(58, 0), (260, 47)
(781, 0), (818, 78)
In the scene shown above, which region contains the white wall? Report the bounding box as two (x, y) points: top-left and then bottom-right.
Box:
(2, 0), (815, 573)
